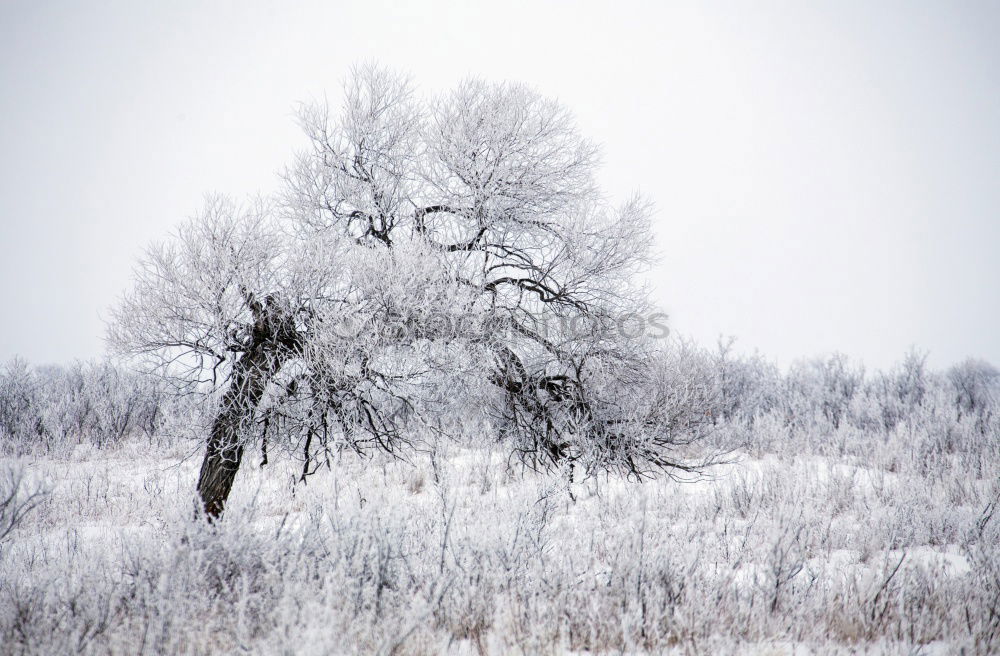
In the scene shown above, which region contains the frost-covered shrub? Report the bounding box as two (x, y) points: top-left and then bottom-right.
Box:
(948, 358), (999, 435)
(785, 353), (865, 431)
(713, 339), (783, 424)
(0, 359), (191, 455)
(0, 358), (45, 445)
(854, 349), (930, 433)
(0, 464), (46, 548)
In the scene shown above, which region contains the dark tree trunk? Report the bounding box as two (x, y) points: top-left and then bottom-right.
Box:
(195, 348), (273, 518)
(196, 294), (299, 519)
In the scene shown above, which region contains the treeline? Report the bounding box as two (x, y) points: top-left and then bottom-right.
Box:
(701, 347), (999, 483)
(0, 359), (196, 454)
(711, 347), (998, 438)
(719, 348), (997, 433)
(1, 347), (997, 462)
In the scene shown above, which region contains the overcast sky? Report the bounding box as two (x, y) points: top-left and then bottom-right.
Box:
(1, 0), (997, 370)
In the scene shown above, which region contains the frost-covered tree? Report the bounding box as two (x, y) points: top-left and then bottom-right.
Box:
(111, 65), (703, 519)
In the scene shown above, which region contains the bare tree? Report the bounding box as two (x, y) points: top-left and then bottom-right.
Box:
(111, 65), (714, 519)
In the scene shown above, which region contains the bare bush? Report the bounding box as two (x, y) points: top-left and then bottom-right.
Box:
(0, 465), (46, 546)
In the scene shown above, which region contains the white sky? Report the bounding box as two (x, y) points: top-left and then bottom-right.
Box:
(1, 0), (998, 370)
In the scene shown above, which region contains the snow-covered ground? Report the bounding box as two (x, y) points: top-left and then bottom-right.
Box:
(2, 423), (996, 655)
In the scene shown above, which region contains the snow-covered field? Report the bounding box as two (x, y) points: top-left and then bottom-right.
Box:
(2, 416), (997, 655)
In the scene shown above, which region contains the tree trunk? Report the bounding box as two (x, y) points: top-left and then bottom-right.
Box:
(195, 349), (272, 518)
(196, 294), (298, 519)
